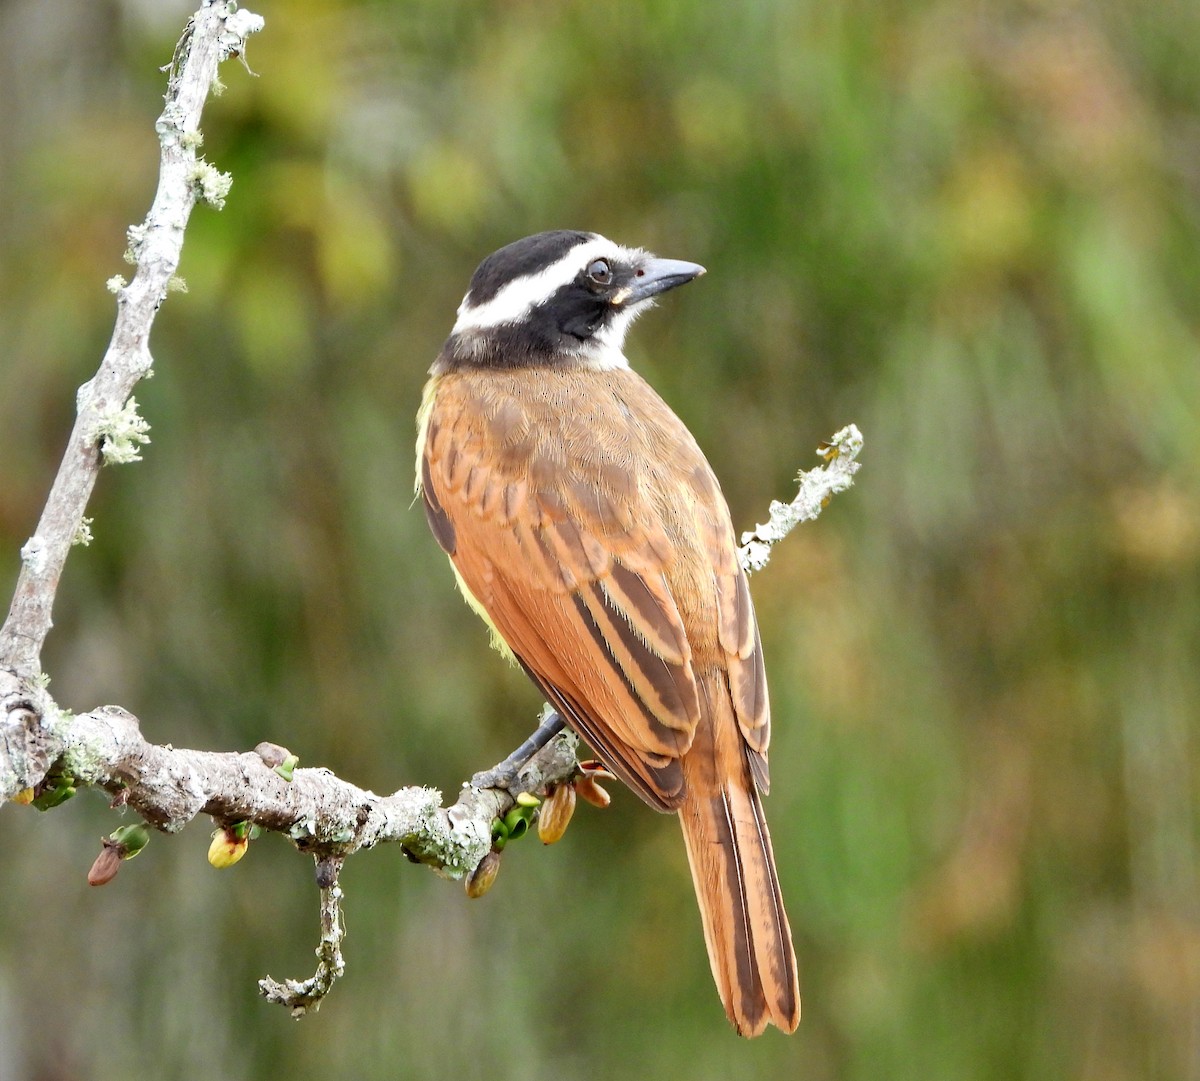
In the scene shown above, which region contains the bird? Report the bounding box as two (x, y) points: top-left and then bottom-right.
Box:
(415, 229), (800, 1036)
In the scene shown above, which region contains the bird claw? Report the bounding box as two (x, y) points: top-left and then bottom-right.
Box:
(470, 707), (568, 792)
(470, 764), (517, 793)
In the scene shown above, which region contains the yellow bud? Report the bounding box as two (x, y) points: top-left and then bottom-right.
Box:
(537, 783), (576, 844)
(208, 828), (249, 869)
(12, 788), (35, 805)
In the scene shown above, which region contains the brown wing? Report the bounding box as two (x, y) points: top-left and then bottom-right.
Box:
(419, 366), (770, 809)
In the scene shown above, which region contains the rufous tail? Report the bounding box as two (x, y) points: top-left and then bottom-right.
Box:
(678, 749), (800, 1035)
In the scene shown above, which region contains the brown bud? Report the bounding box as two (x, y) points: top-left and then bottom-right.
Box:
(575, 774), (611, 809)
(465, 849), (502, 899)
(88, 842), (122, 887)
(537, 783), (577, 844)
(253, 742), (290, 768)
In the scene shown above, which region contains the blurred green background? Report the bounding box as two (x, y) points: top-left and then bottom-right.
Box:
(2, 0), (1198, 1078)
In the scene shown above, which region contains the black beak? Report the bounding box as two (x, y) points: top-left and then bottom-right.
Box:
(622, 257), (706, 304)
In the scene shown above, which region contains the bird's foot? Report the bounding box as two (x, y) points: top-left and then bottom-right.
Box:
(469, 763), (517, 792)
(470, 706), (567, 792)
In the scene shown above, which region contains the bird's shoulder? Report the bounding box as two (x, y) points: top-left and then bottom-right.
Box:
(422, 367), (728, 549)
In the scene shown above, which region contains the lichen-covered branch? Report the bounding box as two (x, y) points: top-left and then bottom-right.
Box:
(51, 700), (583, 1012)
(58, 703), (579, 872)
(0, 1), (262, 798)
(738, 424), (864, 573)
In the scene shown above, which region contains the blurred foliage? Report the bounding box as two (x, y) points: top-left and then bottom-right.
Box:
(1, 0), (1199, 1078)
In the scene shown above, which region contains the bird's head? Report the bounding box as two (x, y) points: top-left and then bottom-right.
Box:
(437, 230), (705, 372)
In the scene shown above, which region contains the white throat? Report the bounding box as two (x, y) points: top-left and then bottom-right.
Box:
(571, 304), (645, 370)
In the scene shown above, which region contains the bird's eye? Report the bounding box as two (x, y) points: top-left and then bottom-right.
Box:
(586, 259), (612, 285)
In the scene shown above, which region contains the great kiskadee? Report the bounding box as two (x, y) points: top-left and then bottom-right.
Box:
(416, 230), (800, 1036)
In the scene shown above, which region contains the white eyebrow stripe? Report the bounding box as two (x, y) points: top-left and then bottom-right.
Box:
(452, 237), (643, 333)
